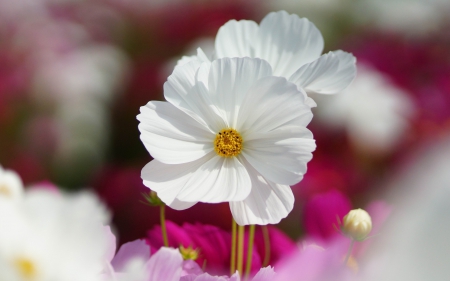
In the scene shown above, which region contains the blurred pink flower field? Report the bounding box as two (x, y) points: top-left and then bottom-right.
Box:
(1, 0), (450, 280)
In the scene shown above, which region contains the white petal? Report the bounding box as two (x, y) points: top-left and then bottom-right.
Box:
(254, 11), (324, 78)
(242, 127), (315, 185)
(207, 57), (273, 128)
(138, 101), (214, 164)
(289, 50), (357, 94)
(147, 248), (183, 281)
(215, 20), (258, 58)
(168, 199), (197, 211)
(177, 47), (212, 67)
(305, 97), (318, 108)
(230, 160), (295, 226)
(164, 60), (223, 132)
(141, 155), (213, 206)
(142, 153), (251, 205)
(236, 76), (313, 134)
(176, 154), (251, 203)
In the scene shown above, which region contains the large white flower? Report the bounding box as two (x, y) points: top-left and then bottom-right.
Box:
(180, 11), (356, 106)
(0, 189), (111, 281)
(138, 57), (315, 225)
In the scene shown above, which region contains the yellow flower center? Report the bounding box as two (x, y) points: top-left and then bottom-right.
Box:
(14, 257), (37, 280)
(214, 128), (243, 157)
(0, 184), (11, 197)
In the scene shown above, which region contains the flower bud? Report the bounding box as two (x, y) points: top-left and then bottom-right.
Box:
(142, 190), (164, 207)
(342, 208), (372, 241)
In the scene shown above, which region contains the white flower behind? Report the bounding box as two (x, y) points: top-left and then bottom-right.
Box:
(313, 64), (415, 154)
(180, 10), (356, 106)
(0, 189), (111, 281)
(138, 57), (315, 225)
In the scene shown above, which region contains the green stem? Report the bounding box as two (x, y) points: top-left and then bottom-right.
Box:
(237, 224), (245, 275)
(230, 218), (237, 275)
(344, 239), (355, 265)
(262, 225), (271, 267)
(244, 225), (255, 280)
(160, 204), (169, 247)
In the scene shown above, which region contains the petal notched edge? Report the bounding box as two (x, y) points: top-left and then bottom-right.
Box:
(255, 10), (324, 78)
(215, 19), (258, 58)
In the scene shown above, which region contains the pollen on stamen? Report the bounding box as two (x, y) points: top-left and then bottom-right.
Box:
(214, 128), (243, 157)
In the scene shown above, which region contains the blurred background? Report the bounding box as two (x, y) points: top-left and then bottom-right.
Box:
(1, 0), (450, 245)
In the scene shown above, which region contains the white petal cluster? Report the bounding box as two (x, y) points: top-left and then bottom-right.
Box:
(138, 11), (358, 225)
(138, 57), (316, 225)
(180, 10), (356, 106)
(0, 168), (111, 281)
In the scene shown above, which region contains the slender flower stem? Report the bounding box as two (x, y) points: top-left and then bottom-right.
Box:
(160, 204), (169, 247)
(344, 239), (355, 265)
(262, 225), (271, 267)
(245, 225), (255, 280)
(237, 224), (245, 275)
(230, 218), (237, 275)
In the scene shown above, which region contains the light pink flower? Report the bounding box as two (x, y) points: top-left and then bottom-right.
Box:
(103, 237), (184, 281)
(180, 266), (275, 281)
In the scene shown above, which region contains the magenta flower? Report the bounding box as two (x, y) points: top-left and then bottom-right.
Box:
(147, 221), (234, 274)
(303, 190), (352, 241)
(147, 221), (295, 275)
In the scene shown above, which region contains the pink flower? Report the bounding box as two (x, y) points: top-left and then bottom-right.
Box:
(147, 221), (295, 275)
(274, 238), (354, 281)
(103, 232), (185, 281)
(302, 190), (352, 241)
(180, 266), (275, 281)
(147, 221), (234, 275)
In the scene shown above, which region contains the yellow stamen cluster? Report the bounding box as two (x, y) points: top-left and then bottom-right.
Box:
(214, 128), (243, 157)
(179, 245), (200, 261)
(14, 257), (37, 280)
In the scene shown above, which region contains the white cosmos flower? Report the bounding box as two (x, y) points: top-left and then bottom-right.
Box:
(138, 57), (316, 225)
(179, 10), (356, 107)
(0, 189), (111, 281)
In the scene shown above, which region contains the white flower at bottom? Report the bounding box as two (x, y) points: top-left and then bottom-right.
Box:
(0, 190), (111, 281)
(138, 57), (316, 225)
